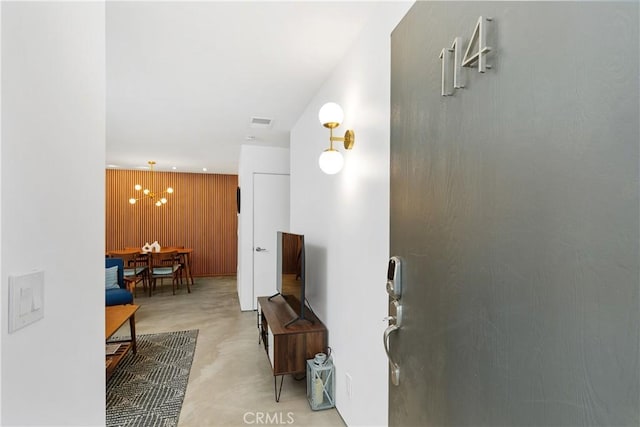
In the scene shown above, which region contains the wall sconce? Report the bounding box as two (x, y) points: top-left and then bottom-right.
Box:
(318, 102), (355, 175)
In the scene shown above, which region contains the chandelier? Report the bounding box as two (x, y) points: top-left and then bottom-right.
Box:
(128, 161), (174, 207)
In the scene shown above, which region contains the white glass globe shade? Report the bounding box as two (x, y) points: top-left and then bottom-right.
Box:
(167, 187), (174, 194)
(155, 201), (162, 207)
(134, 184), (142, 191)
(129, 198), (137, 204)
(318, 102), (344, 126)
(161, 198), (167, 204)
(318, 149), (344, 174)
(143, 188), (150, 195)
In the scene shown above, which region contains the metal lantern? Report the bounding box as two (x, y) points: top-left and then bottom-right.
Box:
(306, 353), (335, 410)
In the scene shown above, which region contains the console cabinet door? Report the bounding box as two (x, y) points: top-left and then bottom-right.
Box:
(267, 328), (274, 368)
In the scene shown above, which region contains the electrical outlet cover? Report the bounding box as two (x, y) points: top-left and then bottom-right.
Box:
(8, 270), (44, 333)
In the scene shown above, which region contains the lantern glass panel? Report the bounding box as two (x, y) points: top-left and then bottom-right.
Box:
(306, 359), (335, 411)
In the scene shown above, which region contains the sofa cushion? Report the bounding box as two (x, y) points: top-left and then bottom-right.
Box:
(105, 266), (120, 289)
(105, 288), (133, 306)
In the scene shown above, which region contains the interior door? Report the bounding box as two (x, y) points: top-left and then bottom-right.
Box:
(252, 173), (290, 310)
(389, 2), (638, 426)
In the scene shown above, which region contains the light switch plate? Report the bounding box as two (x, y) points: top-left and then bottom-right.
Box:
(8, 270), (44, 333)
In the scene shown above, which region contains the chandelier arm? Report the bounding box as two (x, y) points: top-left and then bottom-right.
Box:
(128, 161), (173, 205)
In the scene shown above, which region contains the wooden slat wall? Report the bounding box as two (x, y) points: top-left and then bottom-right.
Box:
(106, 169), (238, 276)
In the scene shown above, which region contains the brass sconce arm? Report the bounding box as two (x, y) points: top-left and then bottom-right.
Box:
(329, 128), (355, 150)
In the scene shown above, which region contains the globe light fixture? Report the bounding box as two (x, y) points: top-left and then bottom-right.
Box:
(128, 161), (174, 207)
(318, 102), (355, 175)
(318, 149), (344, 175)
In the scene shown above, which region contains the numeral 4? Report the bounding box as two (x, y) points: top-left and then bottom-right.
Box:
(462, 16), (493, 73)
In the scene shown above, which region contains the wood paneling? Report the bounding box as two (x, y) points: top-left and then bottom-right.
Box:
(106, 169), (237, 276)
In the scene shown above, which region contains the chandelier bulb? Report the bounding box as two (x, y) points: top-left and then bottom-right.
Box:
(167, 187), (174, 194)
(143, 188), (150, 195)
(129, 198), (137, 204)
(134, 184), (142, 191)
(161, 198), (167, 204)
(155, 201), (162, 207)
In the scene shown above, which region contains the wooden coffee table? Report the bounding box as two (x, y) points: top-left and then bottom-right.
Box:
(105, 304), (139, 380)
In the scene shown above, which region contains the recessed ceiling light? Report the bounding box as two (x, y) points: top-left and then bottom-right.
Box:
(172, 166), (177, 170)
(202, 168), (207, 172)
(107, 164), (119, 168)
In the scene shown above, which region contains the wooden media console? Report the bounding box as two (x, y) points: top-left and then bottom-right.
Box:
(257, 295), (327, 401)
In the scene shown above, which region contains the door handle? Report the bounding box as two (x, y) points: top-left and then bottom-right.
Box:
(383, 324), (400, 386)
(255, 247), (266, 252)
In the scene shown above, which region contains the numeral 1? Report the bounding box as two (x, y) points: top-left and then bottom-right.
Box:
(439, 47), (453, 96)
(451, 37), (464, 88)
(440, 37), (464, 96)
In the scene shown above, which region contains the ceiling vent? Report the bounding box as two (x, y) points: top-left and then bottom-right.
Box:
(250, 117), (273, 129)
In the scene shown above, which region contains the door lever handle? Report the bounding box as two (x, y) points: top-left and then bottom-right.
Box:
(255, 247), (266, 252)
(383, 324), (400, 386)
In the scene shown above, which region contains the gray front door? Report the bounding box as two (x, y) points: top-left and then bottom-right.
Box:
(389, 2), (639, 426)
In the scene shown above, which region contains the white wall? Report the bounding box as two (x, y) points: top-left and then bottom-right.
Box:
(290, 2), (412, 426)
(1, 2), (105, 425)
(0, 4), (3, 421)
(237, 145), (289, 311)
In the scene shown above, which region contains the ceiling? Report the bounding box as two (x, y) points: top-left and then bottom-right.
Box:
(106, 1), (385, 175)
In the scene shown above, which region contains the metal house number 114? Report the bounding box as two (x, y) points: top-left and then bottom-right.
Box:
(439, 16), (493, 96)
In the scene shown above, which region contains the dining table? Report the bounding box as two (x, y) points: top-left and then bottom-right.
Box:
(107, 247), (195, 288)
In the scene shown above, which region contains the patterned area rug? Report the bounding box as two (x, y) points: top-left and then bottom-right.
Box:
(106, 330), (198, 427)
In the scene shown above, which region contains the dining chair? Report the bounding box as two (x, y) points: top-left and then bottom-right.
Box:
(117, 250), (149, 297)
(149, 250), (189, 295)
(124, 247), (151, 265)
(165, 245), (187, 283)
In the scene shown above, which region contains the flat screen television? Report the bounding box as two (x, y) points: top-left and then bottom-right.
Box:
(271, 231), (310, 326)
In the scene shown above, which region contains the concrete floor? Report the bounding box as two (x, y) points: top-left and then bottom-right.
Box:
(113, 276), (346, 427)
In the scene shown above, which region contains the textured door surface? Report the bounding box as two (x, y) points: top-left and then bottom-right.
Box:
(389, 2), (638, 426)
(253, 173), (290, 309)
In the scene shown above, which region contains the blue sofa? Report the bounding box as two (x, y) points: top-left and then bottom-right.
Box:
(106, 258), (134, 306)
